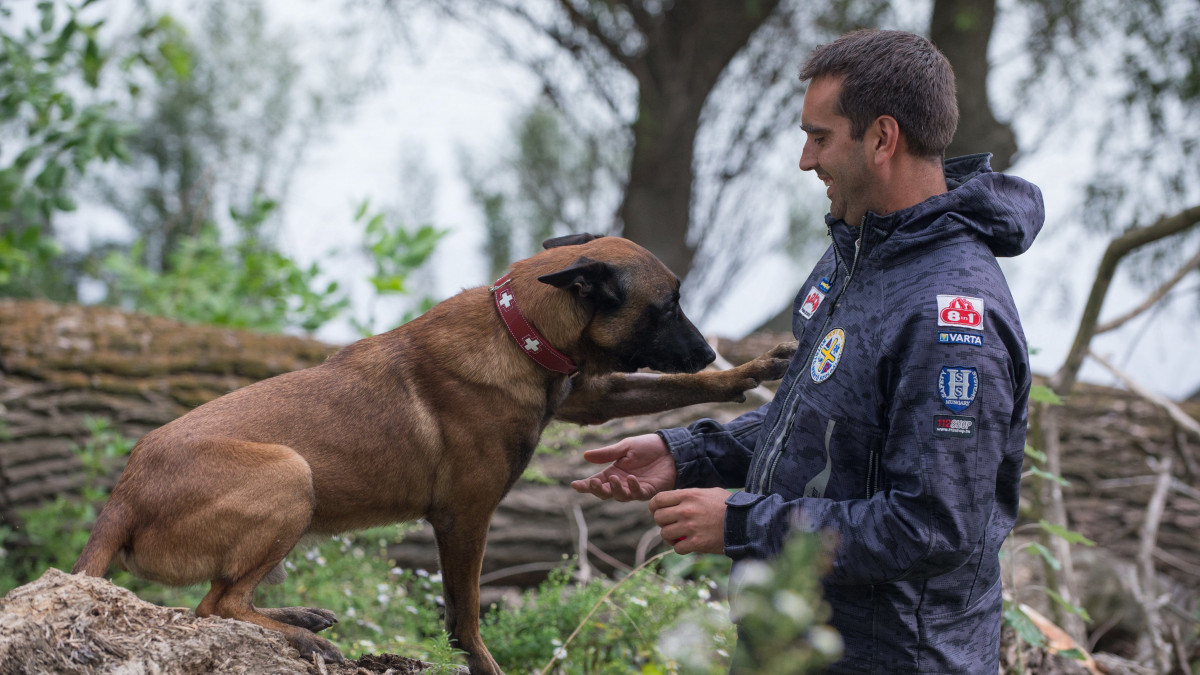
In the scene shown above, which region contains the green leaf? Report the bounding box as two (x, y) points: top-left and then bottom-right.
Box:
(157, 40), (191, 79)
(1028, 466), (1070, 487)
(1018, 542), (1062, 570)
(1044, 588), (1093, 623)
(1029, 385), (1063, 406)
(1038, 520), (1096, 546)
(1024, 443), (1047, 463)
(1057, 648), (1088, 661)
(1003, 603), (1045, 648)
(38, 2), (55, 34)
(82, 37), (102, 87)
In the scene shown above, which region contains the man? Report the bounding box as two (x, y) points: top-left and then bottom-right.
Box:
(571, 29), (1044, 673)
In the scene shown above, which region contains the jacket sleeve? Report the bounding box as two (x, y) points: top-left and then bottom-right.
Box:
(658, 405), (770, 489)
(722, 302), (1027, 585)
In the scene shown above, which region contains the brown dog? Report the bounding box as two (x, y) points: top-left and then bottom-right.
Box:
(72, 234), (794, 674)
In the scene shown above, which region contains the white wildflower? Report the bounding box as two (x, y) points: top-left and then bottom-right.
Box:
(810, 625), (843, 656)
(629, 596), (648, 608)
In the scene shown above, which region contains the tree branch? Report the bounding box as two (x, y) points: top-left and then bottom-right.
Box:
(1086, 349), (1200, 441)
(1052, 204), (1200, 395)
(1095, 244), (1200, 334)
(553, 0), (636, 70)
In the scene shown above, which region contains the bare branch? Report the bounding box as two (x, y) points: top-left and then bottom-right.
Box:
(1136, 455), (1173, 673)
(1053, 204), (1200, 395)
(553, 0), (636, 70)
(1095, 244), (1200, 334)
(1087, 349), (1200, 441)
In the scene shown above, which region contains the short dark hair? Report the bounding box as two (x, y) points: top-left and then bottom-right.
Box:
(800, 29), (958, 159)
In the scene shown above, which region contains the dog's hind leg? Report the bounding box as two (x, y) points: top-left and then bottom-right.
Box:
(173, 440), (341, 662)
(431, 504), (503, 675)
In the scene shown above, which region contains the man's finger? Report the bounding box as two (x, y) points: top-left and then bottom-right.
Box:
(648, 489), (686, 512)
(582, 444), (628, 465)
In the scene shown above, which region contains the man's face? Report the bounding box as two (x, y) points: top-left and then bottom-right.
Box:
(799, 76), (874, 225)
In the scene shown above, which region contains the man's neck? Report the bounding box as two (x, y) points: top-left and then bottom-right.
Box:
(870, 155), (947, 219)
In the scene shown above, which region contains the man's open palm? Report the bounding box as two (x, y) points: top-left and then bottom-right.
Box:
(570, 434), (677, 502)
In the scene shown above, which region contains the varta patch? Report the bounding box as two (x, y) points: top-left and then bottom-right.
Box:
(818, 277), (832, 292)
(810, 328), (845, 383)
(937, 295), (985, 331)
(938, 366), (979, 412)
(938, 330), (984, 347)
(934, 415), (976, 438)
(798, 286), (826, 319)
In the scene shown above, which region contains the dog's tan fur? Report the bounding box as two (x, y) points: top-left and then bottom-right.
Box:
(72, 236), (792, 674)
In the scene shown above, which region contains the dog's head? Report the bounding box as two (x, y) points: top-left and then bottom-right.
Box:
(535, 235), (715, 374)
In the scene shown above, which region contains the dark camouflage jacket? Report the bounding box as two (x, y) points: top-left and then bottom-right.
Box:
(660, 154), (1044, 674)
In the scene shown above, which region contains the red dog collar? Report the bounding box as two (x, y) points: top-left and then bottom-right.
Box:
(491, 274), (578, 375)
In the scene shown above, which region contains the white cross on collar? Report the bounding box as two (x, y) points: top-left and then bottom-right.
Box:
(499, 291), (514, 309)
(523, 338), (541, 352)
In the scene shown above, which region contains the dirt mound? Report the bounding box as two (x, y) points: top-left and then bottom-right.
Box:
(0, 569), (455, 675)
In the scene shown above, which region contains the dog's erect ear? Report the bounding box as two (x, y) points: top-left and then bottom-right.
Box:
(537, 256), (623, 309)
(542, 233), (604, 249)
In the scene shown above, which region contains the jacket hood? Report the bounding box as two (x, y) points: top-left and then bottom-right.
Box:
(828, 153), (1045, 260)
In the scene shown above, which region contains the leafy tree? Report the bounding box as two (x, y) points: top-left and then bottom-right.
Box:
(91, 0), (362, 276)
(0, 0), (185, 299)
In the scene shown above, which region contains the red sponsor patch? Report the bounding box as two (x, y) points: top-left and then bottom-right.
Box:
(937, 295), (984, 330)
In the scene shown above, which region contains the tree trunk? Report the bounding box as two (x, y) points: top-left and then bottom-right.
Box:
(618, 1), (780, 278)
(930, 0), (1018, 170)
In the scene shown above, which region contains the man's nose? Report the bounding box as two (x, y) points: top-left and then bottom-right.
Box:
(798, 144), (816, 171)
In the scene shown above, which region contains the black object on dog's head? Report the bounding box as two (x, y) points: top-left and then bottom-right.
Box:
(542, 233), (605, 249)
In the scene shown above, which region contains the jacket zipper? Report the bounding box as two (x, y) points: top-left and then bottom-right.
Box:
(751, 223), (865, 494)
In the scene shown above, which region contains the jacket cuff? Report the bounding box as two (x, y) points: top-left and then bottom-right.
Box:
(723, 490), (768, 560)
(658, 427), (701, 488)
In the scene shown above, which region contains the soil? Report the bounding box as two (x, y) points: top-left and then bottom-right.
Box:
(0, 569), (459, 675)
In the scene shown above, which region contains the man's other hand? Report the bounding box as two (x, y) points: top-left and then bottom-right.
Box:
(648, 487), (728, 555)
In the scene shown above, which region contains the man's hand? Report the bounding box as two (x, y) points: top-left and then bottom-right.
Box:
(570, 434), (677, 502)
(648, 488), (728, 555)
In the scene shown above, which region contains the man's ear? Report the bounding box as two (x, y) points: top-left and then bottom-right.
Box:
(537, 256), (623, 309)
(542, 233), (604, 249)
(869, 115), (901, 165)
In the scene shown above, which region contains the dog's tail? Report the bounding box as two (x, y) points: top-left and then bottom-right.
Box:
(71, 499), (131, 577)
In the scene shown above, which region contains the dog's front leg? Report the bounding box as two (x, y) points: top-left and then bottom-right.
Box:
(430, 505), (503, 675)
(555, 340), (798, 425)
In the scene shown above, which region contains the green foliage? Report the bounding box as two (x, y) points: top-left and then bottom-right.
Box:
(0, 0), (134, 231)
(0, 0), (184, 300)
(97, 195), (348, 333)
(726, 534), (842, 675)
(1028, 385), (1064, 406)
(351, 200), (446, 336)
(252, 528), (455, 662)
(482, 557), (737, 674)
(0, 224), (62, 296)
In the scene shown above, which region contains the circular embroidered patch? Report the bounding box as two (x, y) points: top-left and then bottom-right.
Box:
(810, 328), (845, 383)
